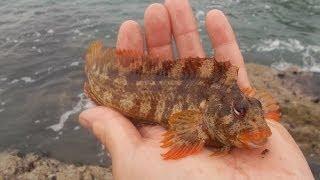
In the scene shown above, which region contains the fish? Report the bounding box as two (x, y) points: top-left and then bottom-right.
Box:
(84, 40), (281, 160)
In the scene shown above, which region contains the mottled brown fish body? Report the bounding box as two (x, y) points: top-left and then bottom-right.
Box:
(84, 40), (281, 160)
(84, 41), (235, 126)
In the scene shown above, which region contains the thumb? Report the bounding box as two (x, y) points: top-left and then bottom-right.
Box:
(79, 106), (142, 157)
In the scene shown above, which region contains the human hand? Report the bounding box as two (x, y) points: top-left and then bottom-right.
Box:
(79, 0), (314, 179)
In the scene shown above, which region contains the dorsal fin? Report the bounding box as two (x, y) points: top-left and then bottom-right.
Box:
(85, 40), (239, 81)
(85, 40), (104, 68)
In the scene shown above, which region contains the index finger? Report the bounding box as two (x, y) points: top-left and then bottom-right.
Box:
(165, 0), (205, 58)
(206, 10), (250, 88)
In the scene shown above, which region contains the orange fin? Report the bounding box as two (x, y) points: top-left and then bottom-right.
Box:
(254, 90), (281, 121)
(241, 87), (281, 121)
(83, 82), (103, 106)
(161, 110), (208, 160)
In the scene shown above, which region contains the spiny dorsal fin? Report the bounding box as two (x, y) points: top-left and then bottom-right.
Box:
(85, 40), (239, 81)
(85, 40), (104, 69)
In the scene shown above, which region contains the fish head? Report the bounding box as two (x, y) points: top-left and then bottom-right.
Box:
(204, 91), (271, 148)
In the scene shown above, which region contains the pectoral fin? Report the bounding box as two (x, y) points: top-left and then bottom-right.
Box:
(210, 146), (231, 157)
(242, 87), (281, 121)
(161, 110), (208, 160)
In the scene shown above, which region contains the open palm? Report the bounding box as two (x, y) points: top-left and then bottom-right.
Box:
(79, 0), (313, 179)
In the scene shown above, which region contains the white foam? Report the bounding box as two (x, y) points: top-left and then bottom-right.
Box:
(83, 18), (90, 24)
(0, 109), (4, 113)
(253, 39), (305, 52)
(271, 60), (295, 71)
(301, 45), (320, 72)
(73, 126), (80, 131)
(21, 77), (35, 83)
(0, 77), (7, 81)
(73, 29), (81, 34)
(253, 39), (320, 73)
(34, 32), (41, 37)
(10, 79), (19, 84)
(70, 61), (80, 66)
(34, 120), (41, 124)
(32, 46), (42, 53)
(1, 102), (6, 106)
(264, 5), (271, 9)
(47, 29), (54, 34)
(47, 93), (93, 132)
(47, 67), (53, 73)
(73, 29), (84, 36)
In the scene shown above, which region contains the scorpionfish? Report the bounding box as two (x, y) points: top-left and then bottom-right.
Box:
(84, 41), (281, 160)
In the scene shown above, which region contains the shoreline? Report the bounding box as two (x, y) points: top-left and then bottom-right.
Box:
(0, 151), (112, 180)
(1, 63), (319, 179)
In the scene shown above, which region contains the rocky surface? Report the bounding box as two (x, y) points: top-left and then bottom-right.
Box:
(0, 63), (319, 179)
(0, 151), (112, 180)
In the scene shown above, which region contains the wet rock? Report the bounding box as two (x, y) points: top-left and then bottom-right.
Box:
(312, 97), (319, 104)
(0, 151), (112, 180)
(277, 72), (285, 78)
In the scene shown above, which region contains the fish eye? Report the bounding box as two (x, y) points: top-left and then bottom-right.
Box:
(233, 101), (247, 118)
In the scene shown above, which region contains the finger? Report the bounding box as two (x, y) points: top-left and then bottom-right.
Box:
(205, 10), (250, 88)
(144, 3), (173, 59)
(266, 121), (313, 178)
(165, 0), (205, 58)
(116, 20), (144, 54)
(79, 107), (142, 157)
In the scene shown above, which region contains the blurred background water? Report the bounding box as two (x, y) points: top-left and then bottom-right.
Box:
(0, 0), (319, 166)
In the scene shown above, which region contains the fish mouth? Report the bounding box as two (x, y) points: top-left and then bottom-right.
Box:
(238, 128), (272, 148)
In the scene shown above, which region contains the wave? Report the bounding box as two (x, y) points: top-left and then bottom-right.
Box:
(251, 39), (320, 73)
(20, 77), (35, 83)
(252, 39), (305, 52)
(47, 93), (96, 132)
